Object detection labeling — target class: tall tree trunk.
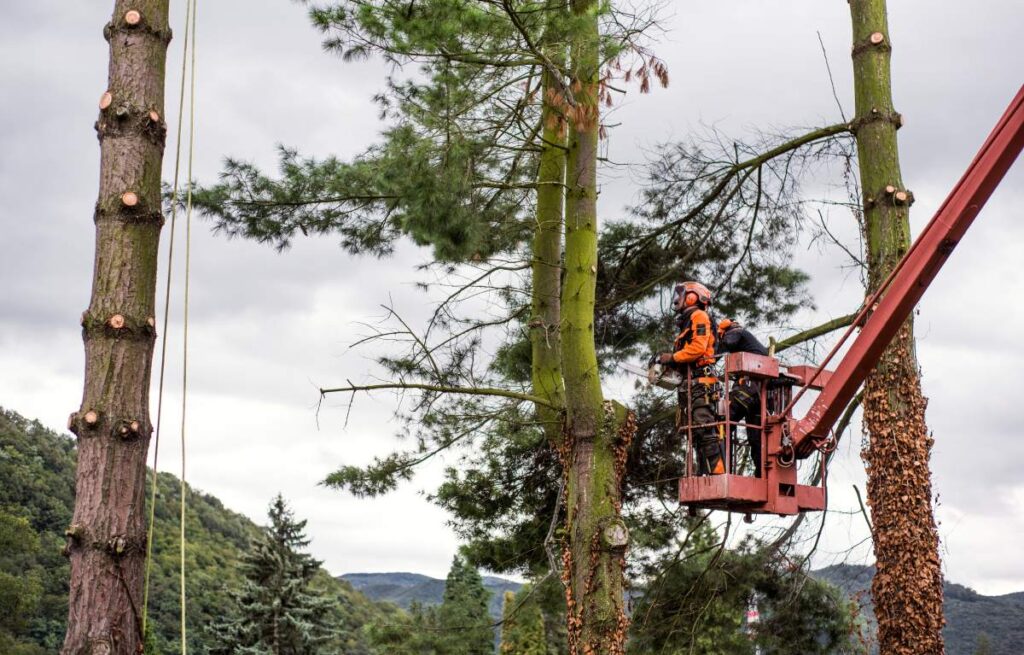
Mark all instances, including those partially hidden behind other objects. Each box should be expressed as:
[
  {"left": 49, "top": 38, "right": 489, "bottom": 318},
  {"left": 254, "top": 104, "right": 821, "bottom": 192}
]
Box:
[
  {"left": 560, "top": 2, "right": 631, "bottom": 652},
  {"left": 848, "top": 2, "right": 945, "bottom": 653},
  {"left": 64, "top": 2, "right": 170, "bottom": 654},
  {"left": 530, "top": 60, "right": 567, "bottom": 440}
]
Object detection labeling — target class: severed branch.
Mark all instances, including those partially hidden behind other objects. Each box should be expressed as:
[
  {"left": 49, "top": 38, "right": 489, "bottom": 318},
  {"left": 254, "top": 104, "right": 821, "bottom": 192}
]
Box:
[
  {"left": 770, "top": 312, "right": 858, "bottom": 355},
  {"left": 320, "top": 381, "right": 560, "bottom": 410}
]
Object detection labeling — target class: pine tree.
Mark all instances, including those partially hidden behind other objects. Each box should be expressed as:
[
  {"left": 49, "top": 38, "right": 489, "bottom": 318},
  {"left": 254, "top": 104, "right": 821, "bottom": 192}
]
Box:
[
  {"left": 847, "top": 2, "right": 945, "bottom": 653},
  {"left": 438, "top": 556, "right": 494, "bottom": 655},
  {"left": 193, "top": 3, "right": 846, "bottom": 653},
  {"left": 212, "top": 495, "right": 336, "bottom": 655},
  {"left": 64, "top": 2, "right": 171, "bottom": 651},
  {"left": 500, "top": 587, "right": 546, "bottom": 655}
]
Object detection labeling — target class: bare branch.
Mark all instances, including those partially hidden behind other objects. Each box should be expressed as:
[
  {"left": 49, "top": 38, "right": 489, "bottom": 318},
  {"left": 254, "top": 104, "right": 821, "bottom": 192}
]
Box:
[{"left": 320, "top": 381, "right": 560, "bottom": 410}]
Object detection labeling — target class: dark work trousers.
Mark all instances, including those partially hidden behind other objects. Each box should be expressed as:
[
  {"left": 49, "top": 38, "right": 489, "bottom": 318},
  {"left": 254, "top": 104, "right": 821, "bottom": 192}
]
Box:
[
  {"left": 678, "top": 381, "right": 722, "bottom": 475},
  {"left": 727, "top": 379, "right": 762, "bottom": 477}
]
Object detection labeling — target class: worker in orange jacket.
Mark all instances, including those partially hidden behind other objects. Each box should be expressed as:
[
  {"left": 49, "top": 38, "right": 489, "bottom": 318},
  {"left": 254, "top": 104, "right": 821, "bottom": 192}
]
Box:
[{"left": 658, "top": 281, "right": 724, "bottom": 475}]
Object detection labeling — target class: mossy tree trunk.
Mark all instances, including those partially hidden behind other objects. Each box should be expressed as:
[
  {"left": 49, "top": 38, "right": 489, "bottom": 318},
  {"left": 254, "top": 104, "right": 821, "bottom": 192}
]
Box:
[
  {"left": 559, "top": 2, "right": 632, "bottom": 652},
  {"left": 530, "top": 53, "right": 567, "bottom": 442},
  {"left": 848, "top": 2, "right": 945, "bottom": 653},
  {"left": 63, "top": 2, "right": 170, "bottom": 654}
]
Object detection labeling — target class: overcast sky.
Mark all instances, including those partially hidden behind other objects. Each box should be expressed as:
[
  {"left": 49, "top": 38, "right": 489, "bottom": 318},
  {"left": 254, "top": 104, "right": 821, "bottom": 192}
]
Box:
[{"left": 1, "top": 0, "right": 1022, "bottom": 595}]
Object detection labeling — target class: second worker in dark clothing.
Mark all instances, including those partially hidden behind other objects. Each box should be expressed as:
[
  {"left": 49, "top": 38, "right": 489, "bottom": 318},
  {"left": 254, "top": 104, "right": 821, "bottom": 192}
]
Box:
[{"left": 716, "top": 319, "right": 769, "bottom": 477}]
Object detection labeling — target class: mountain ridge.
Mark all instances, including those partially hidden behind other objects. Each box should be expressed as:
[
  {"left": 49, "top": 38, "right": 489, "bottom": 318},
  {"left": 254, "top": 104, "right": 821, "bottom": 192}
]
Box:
[
  {"left": 813, "top": 563, "right": 1024, "bottom": 655},
  {"left": 340, "top": 570, "right": 522, "bottom": 620}
]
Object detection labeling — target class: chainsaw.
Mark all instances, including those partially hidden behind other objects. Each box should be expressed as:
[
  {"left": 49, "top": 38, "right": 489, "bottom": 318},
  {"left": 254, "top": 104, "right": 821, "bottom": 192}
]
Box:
[{"left": 620, "top": 355, "right": 684, "bottom": 390}]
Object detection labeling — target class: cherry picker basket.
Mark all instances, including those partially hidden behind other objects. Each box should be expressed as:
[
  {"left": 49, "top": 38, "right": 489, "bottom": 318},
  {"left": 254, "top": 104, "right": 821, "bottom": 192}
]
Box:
[{"left": 676, "top": 352, "right": 827, "bottom": 516}]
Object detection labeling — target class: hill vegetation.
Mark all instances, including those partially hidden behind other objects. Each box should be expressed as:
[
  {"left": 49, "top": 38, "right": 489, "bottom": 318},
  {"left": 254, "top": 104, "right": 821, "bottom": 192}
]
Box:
[
  {"left": 815, "top": 564, "right": 1024, "bottom": 655},
  {"left": 0, "top": 407, "right": 396, "bottom": 654},
  {"left": 4, "top": 406, "right": 1023, "bottom": 654}
]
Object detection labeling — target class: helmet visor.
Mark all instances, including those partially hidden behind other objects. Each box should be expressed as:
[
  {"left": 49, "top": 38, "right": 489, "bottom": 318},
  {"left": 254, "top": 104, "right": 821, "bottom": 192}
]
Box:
[{"left": 671, "top": 286, "right": 685, "bottom": 310}]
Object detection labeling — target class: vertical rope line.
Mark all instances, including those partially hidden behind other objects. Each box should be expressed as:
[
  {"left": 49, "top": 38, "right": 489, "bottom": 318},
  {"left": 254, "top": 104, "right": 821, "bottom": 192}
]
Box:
[
  {"left": 142, "top": 0, "right": 193, "bottom": 639},
  {"left": 179, "top": 0, "right": 199, "bottom": 651}
]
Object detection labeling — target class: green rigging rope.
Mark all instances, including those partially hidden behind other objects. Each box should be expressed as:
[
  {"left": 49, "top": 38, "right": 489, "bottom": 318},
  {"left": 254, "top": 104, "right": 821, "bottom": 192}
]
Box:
[
  {"left": 141, "top": 0, "right": 195, "bottom": 643},
  {"left": 179, "top": 0, "right": 199, "bottom": 650}
]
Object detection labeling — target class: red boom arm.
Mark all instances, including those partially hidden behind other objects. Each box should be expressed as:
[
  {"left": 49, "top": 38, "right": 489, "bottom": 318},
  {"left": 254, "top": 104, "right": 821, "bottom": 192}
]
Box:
[{"left": 790, "top": 85, "right": 1024, "bottom": 452}]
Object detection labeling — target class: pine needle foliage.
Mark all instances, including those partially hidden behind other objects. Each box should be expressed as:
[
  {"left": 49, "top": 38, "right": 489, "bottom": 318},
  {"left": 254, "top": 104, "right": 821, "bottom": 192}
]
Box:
[{"left": 629, "top": 524, "right": 859, "bottom": 655}]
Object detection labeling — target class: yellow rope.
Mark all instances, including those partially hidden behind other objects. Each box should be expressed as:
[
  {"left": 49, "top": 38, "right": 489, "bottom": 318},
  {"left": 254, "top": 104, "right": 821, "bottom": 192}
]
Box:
[
  {"left": 142, "top": 0, "right": 194, "bottom": 642},
  {"left": 179, "top": 0, "right": 199, "bottom": 650}
]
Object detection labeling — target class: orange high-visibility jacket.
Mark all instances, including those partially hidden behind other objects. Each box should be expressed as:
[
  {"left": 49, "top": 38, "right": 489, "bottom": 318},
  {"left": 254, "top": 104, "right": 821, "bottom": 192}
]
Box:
[{"left": 672, "top": 307, "right": 716, "bottom": 368}]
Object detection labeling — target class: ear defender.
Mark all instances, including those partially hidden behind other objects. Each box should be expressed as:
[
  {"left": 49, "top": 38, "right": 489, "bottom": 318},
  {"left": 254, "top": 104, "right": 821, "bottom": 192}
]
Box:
[{"left": 685, "top": 291, "right": 698, "bottom": 307}]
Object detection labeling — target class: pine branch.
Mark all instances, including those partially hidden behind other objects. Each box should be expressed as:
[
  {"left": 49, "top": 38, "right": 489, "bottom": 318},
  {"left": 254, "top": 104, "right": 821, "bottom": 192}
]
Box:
[{"left": 319, "top": 382, "right": 560, "bottom": 409}]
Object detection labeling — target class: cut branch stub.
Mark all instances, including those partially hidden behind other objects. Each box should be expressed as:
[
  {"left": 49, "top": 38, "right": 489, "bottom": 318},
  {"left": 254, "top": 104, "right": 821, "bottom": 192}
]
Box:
[
  {"left": 124, "top": 10, "right": 142, "bottom": 26},
  {"left": 107, "top": 314, "right": 126, "bottom": 329},
  {"left": 147, "top": 110, "right": 161, "bottom": 123},
  {"left": 99, "top": 91, "right": 113, "bottom": 110},
  {"left": 107, "top": 535, "right": 128, "bottom": 556},
  {"left": 146, "top": 316, "right": 156, "bottom": 329},
  {"left": 90, "top": 640, "right": 112, "bottom": 655},
  {"left": 120, "top": 191, "right": 138, "bottom": 207},
  {"left": 600, "top": 519, "right": 630, "bottom": 551},
  {"left": 83, "top": 410, "right": 99, "bottom": 427},
  {"left": 116, "top": 420, "right": 141, "bottom": 439},
  {"left": 67, "top": 413, "right": 76, "bottom": 430},
  {"left": 894, "top": 190, "right": 913, "bottom": 205},
  {"left": 884, "top": 185, "right": 897, "bottom": 195},
  {"left": 869, "top": 32, "right": 885, "bottom": 45}
]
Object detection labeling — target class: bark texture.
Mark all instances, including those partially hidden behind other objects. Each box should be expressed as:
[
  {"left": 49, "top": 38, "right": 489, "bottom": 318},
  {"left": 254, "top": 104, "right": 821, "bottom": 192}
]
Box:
[
  {"left": 558, "top": 2, "right": 632, "bottom": 652},
  {"left": 64, "top": 2, "right": 170, "bottom": 654},
  {"left": 849, "top": 2, "right": 945, "bottom": 653},
  {"left": 530, "top": 62, "right": 567, "bottom": 441}
]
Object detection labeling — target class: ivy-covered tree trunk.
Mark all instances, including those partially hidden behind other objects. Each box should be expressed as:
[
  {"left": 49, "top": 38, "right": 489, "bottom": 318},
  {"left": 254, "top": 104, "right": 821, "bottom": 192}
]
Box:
[
  {"left": 848, "top": 2, "right": 945, "bottom": 653},
  {"left": 559, "top": 2, "right": 632, "bottom": 652},
  {"left": 63, "top": 2, "right": 170, "bottom": 653}
]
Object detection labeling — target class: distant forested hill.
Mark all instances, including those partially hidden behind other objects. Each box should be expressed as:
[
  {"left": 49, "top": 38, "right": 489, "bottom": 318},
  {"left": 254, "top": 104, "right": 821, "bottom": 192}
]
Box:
[
  {"left": 346, "top": 563, "right": 1024, "bottom": 653},
  {"left": 814, "top": 563, "right": 1024, "bottom": 655},
  {"left": 341, "top": 571, "right": 522, "bottom": 620},
  {"left": 0, "top": 407, "right": 396, "bottom": 654}
]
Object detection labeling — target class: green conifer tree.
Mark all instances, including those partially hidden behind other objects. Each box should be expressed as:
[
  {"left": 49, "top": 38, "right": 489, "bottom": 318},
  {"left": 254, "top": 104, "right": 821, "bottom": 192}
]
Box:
[
  {"left": 973, "top": 633, "right": 992, "bottom": 655},
  {"left": 211, "top": 495, "right": 336, "bottom": 655},
  {"left": 438, "top": 556, "right": 494, "bottom": 655},
  {"left": 500, "top": 586, "right": 546, "bottom": 655}
]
